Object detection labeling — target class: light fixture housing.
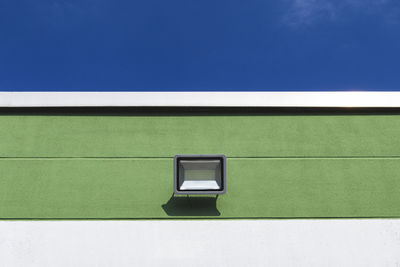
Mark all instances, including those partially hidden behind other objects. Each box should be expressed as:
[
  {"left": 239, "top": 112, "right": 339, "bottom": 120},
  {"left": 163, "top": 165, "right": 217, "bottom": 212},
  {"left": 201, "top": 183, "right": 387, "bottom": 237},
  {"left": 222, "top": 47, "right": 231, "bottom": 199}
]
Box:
[{"left": 174, "top": 154, "right": 226, "bottom": 195}]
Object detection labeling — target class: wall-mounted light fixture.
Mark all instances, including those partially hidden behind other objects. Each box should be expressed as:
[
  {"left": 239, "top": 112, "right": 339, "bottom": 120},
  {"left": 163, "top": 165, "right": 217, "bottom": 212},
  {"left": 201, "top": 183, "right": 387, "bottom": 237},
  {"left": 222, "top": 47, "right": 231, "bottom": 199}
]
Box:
[{"left": 174, "top": 155, "right": 226, "bottom": 195}]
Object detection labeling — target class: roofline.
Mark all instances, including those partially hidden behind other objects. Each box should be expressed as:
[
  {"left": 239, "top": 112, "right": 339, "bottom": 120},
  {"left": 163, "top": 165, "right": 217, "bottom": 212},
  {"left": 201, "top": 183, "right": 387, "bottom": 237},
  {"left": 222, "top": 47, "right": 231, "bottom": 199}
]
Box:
[{"left": 1, "top": 92, "right": 400, "bottom": 107}]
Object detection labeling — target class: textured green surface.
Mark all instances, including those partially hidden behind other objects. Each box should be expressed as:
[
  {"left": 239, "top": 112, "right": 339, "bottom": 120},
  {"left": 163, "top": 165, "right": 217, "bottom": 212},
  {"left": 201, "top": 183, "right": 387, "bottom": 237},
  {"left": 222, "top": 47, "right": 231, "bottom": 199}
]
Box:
[
  {"left": 1, "top": 158, "right": 400, "bottom": 218},
  {"left": 1, "top": 115, "right": 400, "bottom": 157},
  {"left": 1, "top": 113, "right": 400, "bottom": 219}
]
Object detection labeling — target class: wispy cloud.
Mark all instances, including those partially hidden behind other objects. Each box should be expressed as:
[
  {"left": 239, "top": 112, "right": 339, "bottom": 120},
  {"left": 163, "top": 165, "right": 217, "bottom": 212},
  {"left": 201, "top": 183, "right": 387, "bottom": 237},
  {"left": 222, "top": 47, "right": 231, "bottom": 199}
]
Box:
[
  {"left": 283, "top": 0, "right": 336, "bottom": 26},
  {"left": 283, "top": 0, "right": 398, "bottom": 27}
]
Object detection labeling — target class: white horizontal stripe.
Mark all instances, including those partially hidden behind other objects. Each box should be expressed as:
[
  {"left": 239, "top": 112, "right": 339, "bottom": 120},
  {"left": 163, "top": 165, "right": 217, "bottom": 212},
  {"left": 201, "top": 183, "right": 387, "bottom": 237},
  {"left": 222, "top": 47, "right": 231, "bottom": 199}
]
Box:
[
  {"left": 180, "top": 180, "right": 220, "bottom": 190},
  {"left": 1, "top": 219, "right": 399, "bottom": 267},
  {"left": 1, "top": 92, "right": 400, "bottom": 107}
]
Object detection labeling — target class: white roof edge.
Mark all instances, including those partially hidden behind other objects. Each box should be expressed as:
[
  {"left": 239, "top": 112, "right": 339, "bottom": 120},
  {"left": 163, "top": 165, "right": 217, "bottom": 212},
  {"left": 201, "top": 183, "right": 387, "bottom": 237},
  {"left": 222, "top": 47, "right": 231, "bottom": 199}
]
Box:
[{"left": 1, "top": 92, "right": 400, "bottom": 107}]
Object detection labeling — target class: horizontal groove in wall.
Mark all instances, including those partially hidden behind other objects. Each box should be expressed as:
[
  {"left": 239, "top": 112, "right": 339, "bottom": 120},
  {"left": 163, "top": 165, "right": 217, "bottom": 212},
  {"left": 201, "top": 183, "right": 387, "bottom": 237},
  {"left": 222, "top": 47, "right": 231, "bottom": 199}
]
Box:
[{"left": 2, "top": 156, "right": 400, "bottom": 160}]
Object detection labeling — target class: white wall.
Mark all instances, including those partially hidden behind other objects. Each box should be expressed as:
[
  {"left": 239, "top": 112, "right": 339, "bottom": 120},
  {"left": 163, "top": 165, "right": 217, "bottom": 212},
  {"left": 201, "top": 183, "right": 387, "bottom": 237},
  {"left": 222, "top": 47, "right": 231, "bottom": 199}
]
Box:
[{"left": 1, "top": 220, "right": 400, "bottom": 267}]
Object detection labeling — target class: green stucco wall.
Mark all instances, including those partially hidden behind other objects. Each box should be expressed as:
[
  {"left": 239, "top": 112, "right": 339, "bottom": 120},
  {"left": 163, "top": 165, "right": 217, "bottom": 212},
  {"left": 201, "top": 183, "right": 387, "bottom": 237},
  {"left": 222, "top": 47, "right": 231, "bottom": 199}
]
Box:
[{"left": 1, "top": 109, "right": 400, "bottom": 219}]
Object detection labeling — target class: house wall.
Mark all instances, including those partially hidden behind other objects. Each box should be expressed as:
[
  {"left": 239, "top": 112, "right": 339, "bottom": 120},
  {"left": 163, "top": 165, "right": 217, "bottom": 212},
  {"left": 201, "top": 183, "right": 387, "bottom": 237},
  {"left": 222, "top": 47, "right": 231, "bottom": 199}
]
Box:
[{"left": 1, "top": 109, "right": 400, "bottom": 219}]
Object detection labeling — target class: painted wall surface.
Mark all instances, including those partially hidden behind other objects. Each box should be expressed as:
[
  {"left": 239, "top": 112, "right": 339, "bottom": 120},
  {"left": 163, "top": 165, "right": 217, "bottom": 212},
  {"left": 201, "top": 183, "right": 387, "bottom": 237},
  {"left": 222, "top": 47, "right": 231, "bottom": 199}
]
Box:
[
  {"left": 2, "top": 220, "right": 400, "bottom": 267},
  {"left": 1, "top": 111, "right": 400, "bottom": 219}
]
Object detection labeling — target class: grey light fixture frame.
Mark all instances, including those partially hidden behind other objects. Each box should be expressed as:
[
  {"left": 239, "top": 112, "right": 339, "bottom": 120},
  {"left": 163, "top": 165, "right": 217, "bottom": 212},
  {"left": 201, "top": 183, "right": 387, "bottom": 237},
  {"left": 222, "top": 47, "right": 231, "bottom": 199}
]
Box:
[{"left": 174, "top": 154, "right": 226, "bottom": 195}]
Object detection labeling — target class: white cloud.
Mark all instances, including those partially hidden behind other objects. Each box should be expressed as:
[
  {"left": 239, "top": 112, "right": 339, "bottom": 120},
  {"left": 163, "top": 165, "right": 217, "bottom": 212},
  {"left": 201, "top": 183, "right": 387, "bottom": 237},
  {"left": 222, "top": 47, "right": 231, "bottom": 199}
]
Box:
[
  {"left": 283, "top": 0, "right": 336, "bottom": 26},
  {"left": 283, "top": 0, "right": 397, "bottom": 27}
]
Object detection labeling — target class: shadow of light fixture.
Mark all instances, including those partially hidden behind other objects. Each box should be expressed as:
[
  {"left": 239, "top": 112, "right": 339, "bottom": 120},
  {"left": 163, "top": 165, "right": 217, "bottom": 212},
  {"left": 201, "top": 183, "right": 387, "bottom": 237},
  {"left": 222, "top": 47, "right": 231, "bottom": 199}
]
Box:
[{"left": 162, "top": 195, "right": 221, "bottom": 216}]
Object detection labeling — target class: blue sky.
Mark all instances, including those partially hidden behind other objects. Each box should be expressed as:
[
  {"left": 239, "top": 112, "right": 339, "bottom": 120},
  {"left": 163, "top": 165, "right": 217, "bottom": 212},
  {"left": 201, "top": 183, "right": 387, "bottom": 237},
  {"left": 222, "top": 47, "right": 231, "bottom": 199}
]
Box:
[{"left": 0, "top": 0, "right": 399, "bottom": 91}]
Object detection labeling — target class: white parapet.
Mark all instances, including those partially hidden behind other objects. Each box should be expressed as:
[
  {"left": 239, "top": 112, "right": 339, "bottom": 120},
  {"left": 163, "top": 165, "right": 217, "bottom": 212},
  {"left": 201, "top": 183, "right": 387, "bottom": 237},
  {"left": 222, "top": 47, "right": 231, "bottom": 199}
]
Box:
[{"left": 1, "top": 91, "right": 400, "bottom": 107}]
